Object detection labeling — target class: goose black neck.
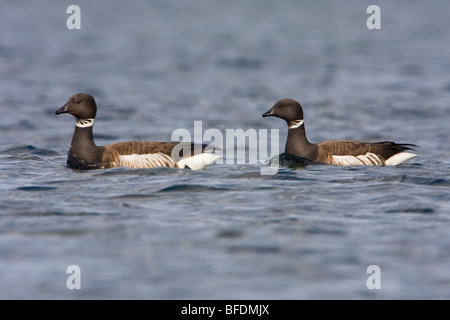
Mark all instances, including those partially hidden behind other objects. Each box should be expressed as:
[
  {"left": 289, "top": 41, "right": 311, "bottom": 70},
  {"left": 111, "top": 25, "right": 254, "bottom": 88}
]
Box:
[
  {"left": 70, "top": 125, "right": 96, "bottom": 150},
  {"left": 285, "top": 124, "right": 317, "bottom": 160},
  {"left": 66, "top": 124, "right": 105, "bottom": 169}
]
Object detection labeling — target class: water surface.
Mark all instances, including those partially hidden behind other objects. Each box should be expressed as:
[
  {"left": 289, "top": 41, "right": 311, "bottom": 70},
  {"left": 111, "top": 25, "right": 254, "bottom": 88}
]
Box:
[{"left": 0, "top": 0, "right": 449, "bottom": 299}]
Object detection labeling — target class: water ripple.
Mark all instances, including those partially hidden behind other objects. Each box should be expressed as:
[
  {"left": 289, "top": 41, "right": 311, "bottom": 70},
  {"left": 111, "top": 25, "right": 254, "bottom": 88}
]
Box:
[
  {"left": 16, "top": 186, "right": 58, "bottom": 191},
  {"left": 157, "top": 184, "right": 231, "bottom": 193},
  {"left": 0, "top": 145, "right": 59, "bottom": 157}
]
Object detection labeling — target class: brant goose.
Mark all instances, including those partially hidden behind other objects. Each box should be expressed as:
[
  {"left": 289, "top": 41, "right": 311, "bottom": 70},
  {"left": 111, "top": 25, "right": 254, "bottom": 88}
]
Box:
[
  {"left": 55, "top": 93, "right": 220, "bottom": 170},
  {"left": 262, "top": 99, "right": 418, "bottom": 166}
]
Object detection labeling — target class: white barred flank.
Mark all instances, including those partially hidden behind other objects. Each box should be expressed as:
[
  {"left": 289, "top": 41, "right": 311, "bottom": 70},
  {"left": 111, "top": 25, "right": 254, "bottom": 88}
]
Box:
[
  {"left": 75, "top": 118, "right": 95, "bottom": 128},
  {"left": 331, "top": 152, "right": 417, "bottom": 166},
  {"left": 118, "top": 152, "right": 176, "bottom": 169},
  {"left": 117, "top": 152, "right": 221, "bottom": 170},
  {"left": 288, "top": 119, "right": 304, "bottom": 129},
  {"left": 332, "top": 152, "right": 384, "bottom": 166}
]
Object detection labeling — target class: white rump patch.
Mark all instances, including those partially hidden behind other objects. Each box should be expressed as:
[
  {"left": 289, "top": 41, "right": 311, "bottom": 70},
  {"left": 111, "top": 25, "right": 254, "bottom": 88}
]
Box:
[
  {"left": 176, "top": 153, "right": 222, "bottom": 170},
  {"left": 385, "top": 152, "right": 417, "bottom": 166},
  {"left": 118, "top": 152, "right": 176, "bottom": 169},
  {"left": 332, "top": 152, "right": 384, "bottom": 166},
  {"left": 76, "top": 118, "right": 95, "bottom": 128},
  {"left": 288, "top": 119, "right": 304, "bottom": 129}
]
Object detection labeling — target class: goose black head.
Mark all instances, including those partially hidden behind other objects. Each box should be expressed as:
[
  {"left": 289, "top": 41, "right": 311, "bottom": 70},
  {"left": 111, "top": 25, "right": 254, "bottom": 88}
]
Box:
[
  {"left": 56, "top": 93, "right": 97, "bottom": 120},
  {"left": 262, "top": 99, "right": 304, "bottom": 128}
]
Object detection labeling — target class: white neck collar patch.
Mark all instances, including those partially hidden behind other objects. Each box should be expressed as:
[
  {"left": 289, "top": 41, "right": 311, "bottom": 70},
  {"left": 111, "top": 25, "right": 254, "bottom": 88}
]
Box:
[
  {"left": 76, "top": 118, "right": 95, "bottom": 128},
  {"left": 288, "top": 119, "right": 304, "bottom": 129}
]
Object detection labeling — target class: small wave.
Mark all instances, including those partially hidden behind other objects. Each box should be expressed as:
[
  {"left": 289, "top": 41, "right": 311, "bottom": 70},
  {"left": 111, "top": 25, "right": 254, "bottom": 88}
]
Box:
[
  {"left": 216, "top": 228, "right": 245, "bottom": 239},
  {"left": 0, "top": 144, "right": 60, "bottom": 157},
  {"left": 157, "top": 184, "right": 231, "bottom": 192},
  {"left": 400, "top": 176, "right": 450, "bottom": 187},
  {"left": 112, "top": 193, "right": 158, "bottom": 200},
  {"left": 328, "top": 173, "right": 449, "bottom": 187},
  {"left": 217, "top": 57, "right": 265, "bottom": 69},
  {"left": 328, "top": 174, "right": 408, "bottom": 184},
  {"left": 270, "top": 170, "right": 315, "bottom": 181},
  {"left": 385, "top": 207, "right": 436, "bottom": 214},
  {"left": 93, "top": 166, "right": 191, "bottom": 177},
  {"left": 17, "top": 186, "right": 58, "bottom": 191},
  {"left": 11, "top": 210, "right": 100, "bottom": 217},
  {"left": 226, "top": 244, "right": 281, "bottom": 254},
  {"left": 0, "top": 145, "right": 37, "bottom": 154}
]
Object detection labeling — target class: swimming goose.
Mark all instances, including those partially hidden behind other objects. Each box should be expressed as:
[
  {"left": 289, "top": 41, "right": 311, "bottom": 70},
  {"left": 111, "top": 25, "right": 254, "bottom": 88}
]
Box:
[
  {"left": 262, "top": 98, "right": 418, "bottom": 166},
  {"left": 55, "top": 93, "right": 220, "bottom": 170}
]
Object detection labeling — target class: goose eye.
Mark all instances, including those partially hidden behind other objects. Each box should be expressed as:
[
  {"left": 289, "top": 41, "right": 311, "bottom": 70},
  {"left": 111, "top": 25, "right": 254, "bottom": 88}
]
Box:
[
  {"left": 281, "top": 104, "right": 286, "bottom": 108},
  {"left": 75, "top": 99, "right": 81, "bottom": 104}
]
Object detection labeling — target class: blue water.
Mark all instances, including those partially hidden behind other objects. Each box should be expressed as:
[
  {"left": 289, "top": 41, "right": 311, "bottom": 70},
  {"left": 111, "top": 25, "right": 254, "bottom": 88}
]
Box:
[{"left": 0, "top": 0, "right": 449, "bottom": 299}]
